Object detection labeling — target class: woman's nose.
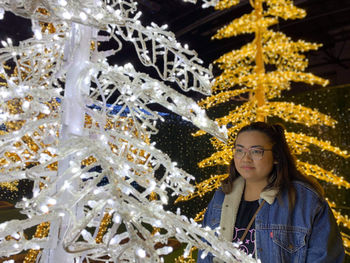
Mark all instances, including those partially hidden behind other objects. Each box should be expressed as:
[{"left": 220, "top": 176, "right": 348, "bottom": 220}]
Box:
[{"left": 241, "top": 150, "right": 253, "bottom": 161}]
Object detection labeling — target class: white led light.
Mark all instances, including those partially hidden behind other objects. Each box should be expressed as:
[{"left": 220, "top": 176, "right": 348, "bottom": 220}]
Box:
[
  {"left": 33, "top": 189, "right": 40, "bottom": 198},
  {"left": 47, "top": 198, "right": 57, "bottom": 205},
  {"left": 22, "top": 101, "right": 30, "bottom": 110},
  {"left": 0, "top": 8, "right": 4, "bottom": 20},
  {"left": 62, "top": 181, "right": 70, "bottom": 190},
  {"left": 0, "top": 222, "right": 7, "bottom": 231},
  {"left": 136, "top": 248, "right": 146, "bottom": 258},
  {"left": 153, "top": 220, "right": 161, "bottom": 227},
  {"left": 79, "top": 12, "right": 87, "bottom": 21},
  {"left": 58, "top": 0, "right": 67, "bottom": 6},
  {"left": 40, "top": 205, "right": 49, "bottom": 213},
  {"left": 11, "top": 233, "right": 20, "bottom": 239},
  {"left": 34, "top": 29, "right": 42, "bottom": 40},
  {"left": 160, "top": 195, "right": 168, "bottom": 204},
  {"left": 32, "top": 244, "right": 40, "bottom": 250},
  {"left": 71, "top": 166, "right": 80, "bottom": 173},
  {"left": 62, "top": 11, "right": 72, "bottom": 19},
  {"left": 93, "top": 188, "right": 101, "bottom": 195},
  {"left": 96, "top": 13, "right": 104, "bottom": 20},
  {"left": 42, "top": 106, "right": 51, "bottom": 114},
  {"left": 113, "top": 214, "right": 121, "bottom": 224}
]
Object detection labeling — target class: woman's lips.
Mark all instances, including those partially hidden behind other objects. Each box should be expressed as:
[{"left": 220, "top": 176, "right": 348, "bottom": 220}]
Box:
[{"left": 241, "top": 166, "right": 255, "bottom": 169}]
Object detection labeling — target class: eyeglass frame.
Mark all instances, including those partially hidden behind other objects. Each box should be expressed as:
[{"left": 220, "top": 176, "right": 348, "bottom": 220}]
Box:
[{"left": 233, "top": 146, "right": 273, "bottom": 161}]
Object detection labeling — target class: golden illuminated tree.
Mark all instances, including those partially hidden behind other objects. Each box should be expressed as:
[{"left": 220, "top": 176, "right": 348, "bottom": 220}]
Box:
[{"left": 176, "top": 0, "right": 350, "bottom": 259}]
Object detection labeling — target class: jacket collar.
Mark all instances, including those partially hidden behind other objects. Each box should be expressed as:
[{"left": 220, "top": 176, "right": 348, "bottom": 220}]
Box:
[
  {"left": 260, "top": 185, "right": 279, "bottom": 205},
  {"left": 236, "top": 176, "right": 279, "bottom": 204}
]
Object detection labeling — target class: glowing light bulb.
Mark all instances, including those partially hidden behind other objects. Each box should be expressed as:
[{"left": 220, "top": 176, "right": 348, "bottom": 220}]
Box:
[
  {"left": 34, "top": 29, "right": 42, "bottom": 40},
  {"left": 96, "top": 13, "right": 104, "bottom": 20},
  {"left": 22, "top": 101, "right": 30, "bottom": 110},
  {"left": 79, "top": 12, "right": 87, "bottom": 21},
  {"left": 47, "top": 198, "right": 57, "bottom": 205},
  {"left": 136, "top": 248, "right": 146, "bottom": 258},
  {"left": 62, "top": 11, "right": 72, "bottom": 20},
  {"left": 1, "top": 40, "right": 8, "bottom": 47},
  {"left": 40, "top": 205, "right": 49, "bottom": 213},
  {"left": 58, "top": 0, "right": 67, "bottom": 6},
  {"left": 11, "top": 233, "right": 20, "bottom": 239},
  {"left": 113, "top": 214, "right": 121, "bottom": 224}
]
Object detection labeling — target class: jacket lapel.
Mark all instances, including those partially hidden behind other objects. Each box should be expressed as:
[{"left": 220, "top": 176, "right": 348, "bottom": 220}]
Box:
[{"left": 219, "top": 177, "right": 245, "bottom": 242}]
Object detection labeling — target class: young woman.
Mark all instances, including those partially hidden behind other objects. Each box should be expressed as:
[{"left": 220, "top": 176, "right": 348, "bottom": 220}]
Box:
[{"left": 197, "top": 122, "right": 344, "bottom": 262}]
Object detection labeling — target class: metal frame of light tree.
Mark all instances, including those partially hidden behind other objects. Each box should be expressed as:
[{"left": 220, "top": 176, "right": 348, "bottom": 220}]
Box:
[
  {"left": 0, "top": 1, "right": 264, "bottom": 263},
  {"left": 175, "top": 0, "right": 350, "bottom": 260}
]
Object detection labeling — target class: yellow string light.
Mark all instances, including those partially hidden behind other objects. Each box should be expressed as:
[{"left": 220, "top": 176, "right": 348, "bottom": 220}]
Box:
[
  {"left": 297, "top": 161, "right": 350, "bottom": 189},
  {"left": 175, "top": 246, "right": 197, "bottom": 263},
  {"left": 194, "top": 209, "right": 206, "bottom": 223},
  {"left": 341, "top": 233, "right": 350, "bottom": 255},
  {"left": 286, "top": 132, "right": 349, "bottom": 158},
  {"left": 198, "top": 88, "right": 251, "bottom": 109},
  {"left": 213, "top": 13, "right": 278, "bottom": 39},
  {"left": 214, "top": 0, "right": 240, "bottom": 10},
  {"left": 95, "top": 213, "right": 112, "bottom": 244},
  {"left": 258, "top": 102, "right": 337, "bottom": 127},
  {"left": 266, "top": 0, "right": 306, "bottom": 20},
  {"left": 175, "top": 174, "right": 229, "bottom": 203},
  {"left": 328, "top": 201, "right": 350, "bottom": 254}
]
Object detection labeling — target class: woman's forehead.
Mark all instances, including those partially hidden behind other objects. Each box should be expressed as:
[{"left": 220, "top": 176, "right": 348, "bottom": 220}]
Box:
[{"left": 235, "top": 131, "right": 272, "bottom": 147}]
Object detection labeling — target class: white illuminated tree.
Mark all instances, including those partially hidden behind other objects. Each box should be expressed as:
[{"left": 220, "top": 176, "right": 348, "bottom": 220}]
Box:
[{"left": 0, "top": 0, "right": 259, "bottom": 262}]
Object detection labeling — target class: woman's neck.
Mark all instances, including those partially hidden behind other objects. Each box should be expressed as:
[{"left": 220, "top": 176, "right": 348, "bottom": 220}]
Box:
[{"left": 244, "top": 180, "right": 268, "bottom": 201}]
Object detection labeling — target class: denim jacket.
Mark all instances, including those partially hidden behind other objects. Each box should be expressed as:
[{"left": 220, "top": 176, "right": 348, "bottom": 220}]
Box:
[{"left": 197, "top": 177, "right": 345, "bottom": 263}]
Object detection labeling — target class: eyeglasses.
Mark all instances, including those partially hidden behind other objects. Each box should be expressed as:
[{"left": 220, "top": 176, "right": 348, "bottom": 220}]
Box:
[{"left": 234, "top": 147, "right": 272, "bottom": 160}]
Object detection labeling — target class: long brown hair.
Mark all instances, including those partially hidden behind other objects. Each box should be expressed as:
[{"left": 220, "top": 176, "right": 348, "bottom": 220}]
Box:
[{"left": 222, "top": 122, "right": 324, "bottom": 209}]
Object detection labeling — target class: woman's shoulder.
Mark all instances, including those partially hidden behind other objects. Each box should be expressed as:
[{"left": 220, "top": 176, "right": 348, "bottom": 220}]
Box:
[
  {"left": 291, "top": 180, "right": 325, "bottom": 204},
  {"left": 213, "top": 187, "right": 225, "bottom": 199},
  {"left": 206, "top": 188, "right": 225, "bottom": 207}
]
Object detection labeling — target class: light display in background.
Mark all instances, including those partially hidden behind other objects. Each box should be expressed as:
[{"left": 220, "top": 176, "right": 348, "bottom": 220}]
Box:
[
  {"left": 173, "top": 0, "right": 350, "bottom": 260},
  {"left": 0, "top": 0, "right": 267, "bottom": 262}
]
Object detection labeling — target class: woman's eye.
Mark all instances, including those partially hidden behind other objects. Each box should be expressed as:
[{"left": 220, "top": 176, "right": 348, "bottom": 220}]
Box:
[
  {"left": 251, "top": 149, "right": 263, "bottom": 155},
  {"left": 235, "top": 148, "right": 244, "bottom": 153}
]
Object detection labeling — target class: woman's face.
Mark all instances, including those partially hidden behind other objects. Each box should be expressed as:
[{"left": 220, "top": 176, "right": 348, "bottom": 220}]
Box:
[{"left": 234, "top": 131, "right": 275, "bottom": 185}]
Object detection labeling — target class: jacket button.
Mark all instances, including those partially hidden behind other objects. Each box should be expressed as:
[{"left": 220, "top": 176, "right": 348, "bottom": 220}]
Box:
[
  {"left": 288, "top": 244, "right": 293, "bottom": 249},
  {"left": 222, "top": 227, "right": 226, "bottom": 230},
  {"left": 225, "top": 204, "right": 229, "bottom": 207}
]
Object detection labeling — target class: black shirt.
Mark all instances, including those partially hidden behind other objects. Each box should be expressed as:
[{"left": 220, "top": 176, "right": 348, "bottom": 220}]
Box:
[{"left": 232, "top": 198, "right": 259, "bottom": 257}]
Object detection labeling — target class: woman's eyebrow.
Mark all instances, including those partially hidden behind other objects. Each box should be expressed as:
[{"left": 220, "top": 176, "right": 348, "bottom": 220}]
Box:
[{"left": 235, "top": 144, "right": 264, "bottom": 148}]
